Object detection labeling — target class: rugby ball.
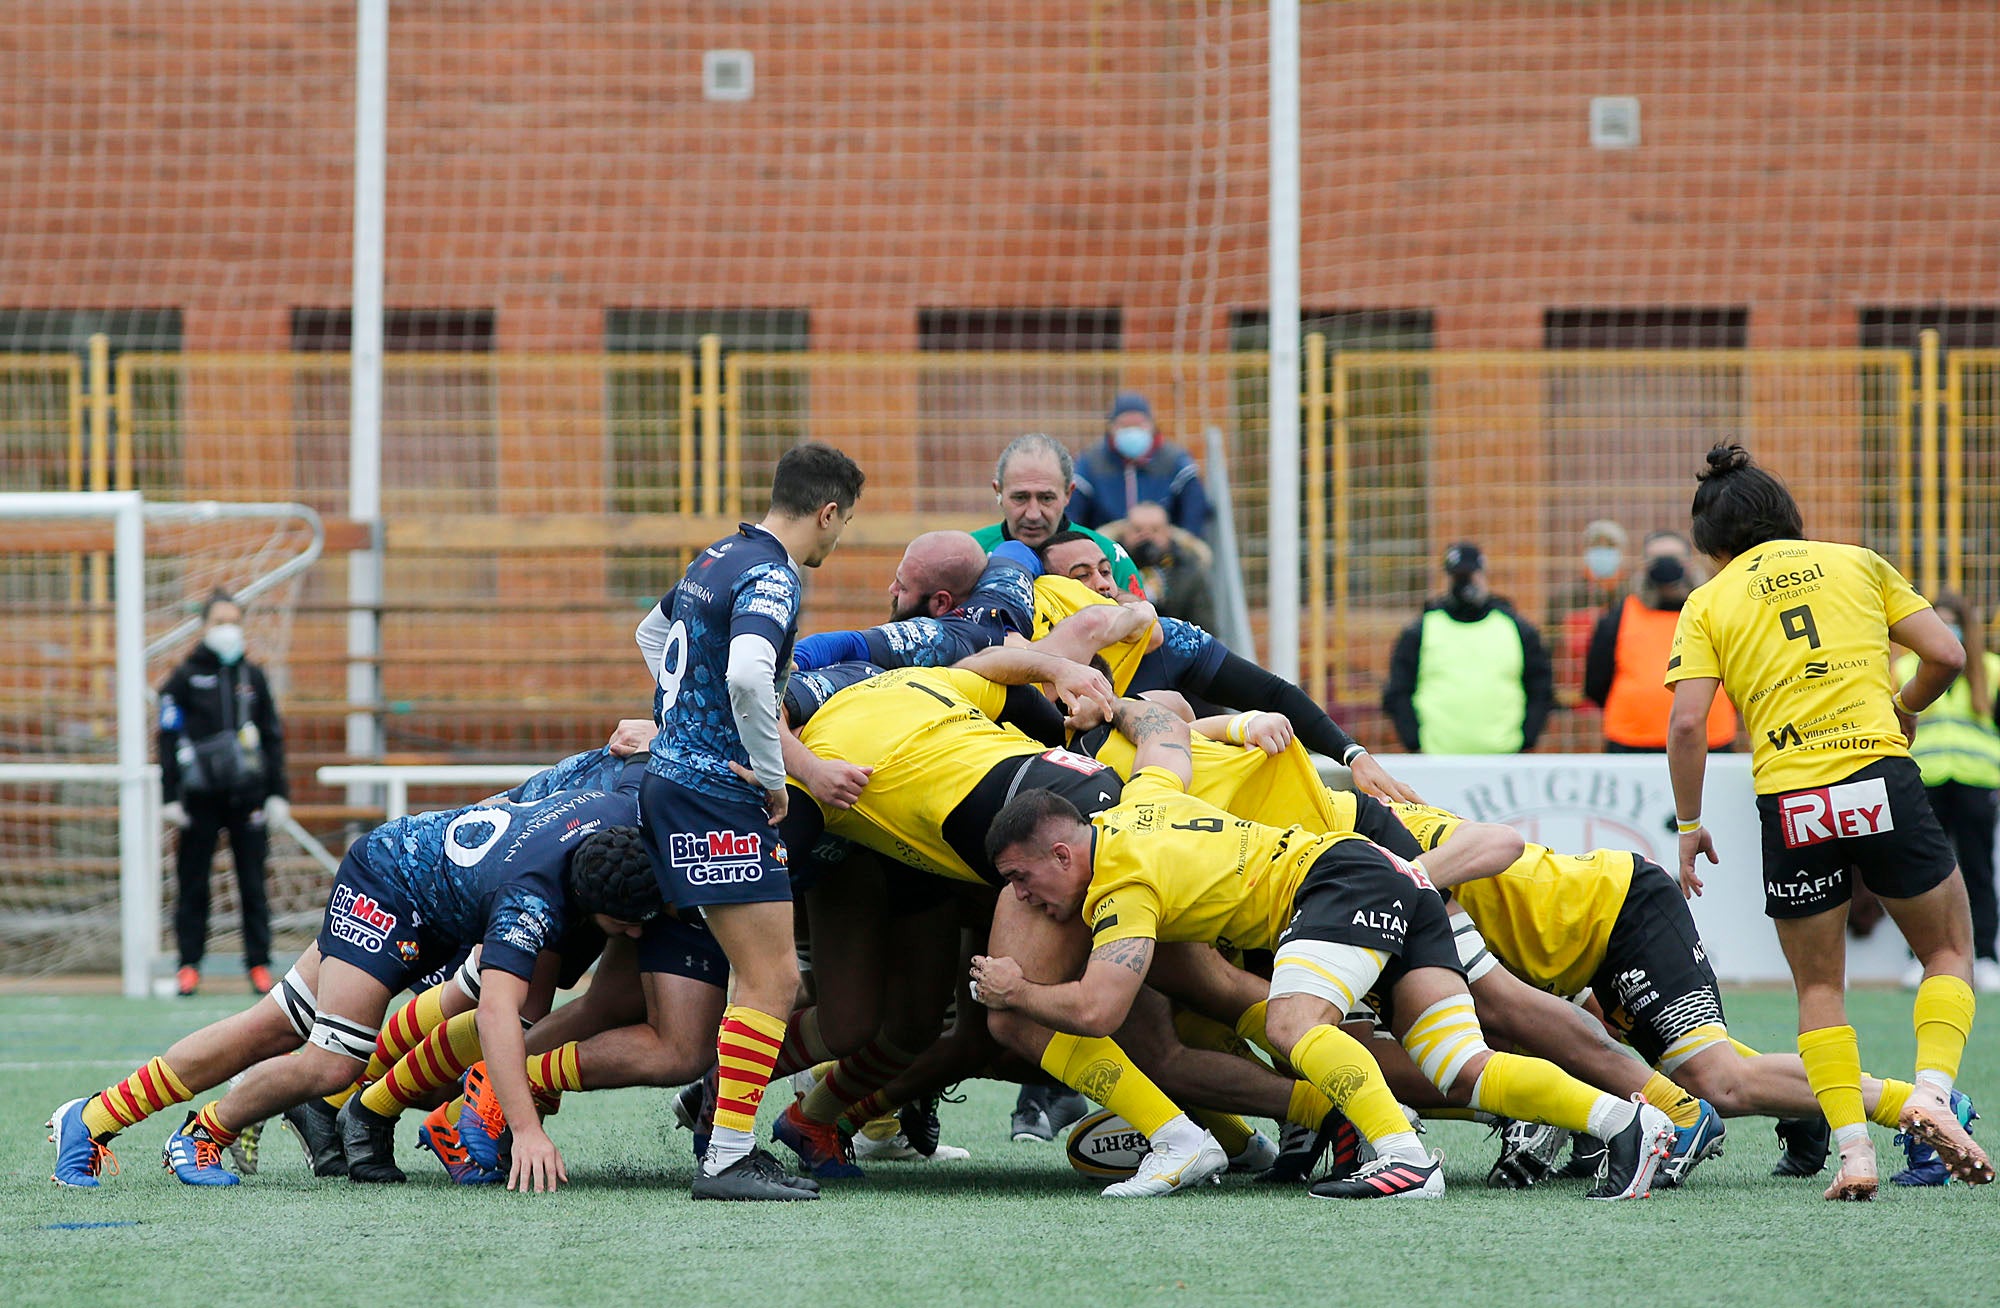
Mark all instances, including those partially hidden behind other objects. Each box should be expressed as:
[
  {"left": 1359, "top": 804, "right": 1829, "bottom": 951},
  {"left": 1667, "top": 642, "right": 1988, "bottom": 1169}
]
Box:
[{"left": 1065, "top": 1109, "right": 1149, "bottom": 1180}]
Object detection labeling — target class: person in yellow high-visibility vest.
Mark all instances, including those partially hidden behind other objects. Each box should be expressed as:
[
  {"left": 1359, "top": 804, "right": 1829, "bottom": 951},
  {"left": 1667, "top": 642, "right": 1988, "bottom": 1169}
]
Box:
[{"left": 1894, "top": 592, "right": 2000, "bottom": 996}]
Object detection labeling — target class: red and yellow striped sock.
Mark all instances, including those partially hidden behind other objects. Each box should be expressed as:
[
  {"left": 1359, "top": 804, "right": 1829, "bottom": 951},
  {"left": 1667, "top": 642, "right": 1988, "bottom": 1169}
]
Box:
[
  {"left": 325, "top": 980, "right": 453, "bottom": 1109},
  {"left": 772, "top": 1007, "right": 833, "bottom": 1079},
  {"left": 801, "top": 1036, "right": 918, "bottom": 1126},
  {"left": 528, "top": 1043, "right": 585, "bottom": 1096},
  {"left": 835, "top": 1090, "right": 898, "bottom": 1135},
  {"left": 82, "top": 1056, "right": 192, "bottom": 1139},
  {"left": 360, "top": 1010, "right": 483, "bottom": 1118},
  {"left": 714, "top": 1006, "right": 787, "bottom": 1134},
  {"left": 192, "top": 1101, "right": 240, "bottom": 1148}
]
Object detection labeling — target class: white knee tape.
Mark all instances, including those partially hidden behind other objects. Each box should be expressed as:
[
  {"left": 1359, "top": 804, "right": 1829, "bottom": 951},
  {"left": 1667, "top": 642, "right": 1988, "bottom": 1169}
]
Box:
[
  {"left": 276, "top": 966, "right": 317, "bottom": 1040},
  {"left": 454, "top": 952, "right": 483, "bottom": 1004},
  {"left": 1447, "top": 908, "right": 1499, "bottom": 984},
  {"left": 1401, "top": 993, "right": 1490, "bottom": 1094},
  {"left": 307, "top": 1013, "right": 378, "bottom": 1062},
  {"left": 1270, "top": 941, "right": 1390, "bottom": 1019}
]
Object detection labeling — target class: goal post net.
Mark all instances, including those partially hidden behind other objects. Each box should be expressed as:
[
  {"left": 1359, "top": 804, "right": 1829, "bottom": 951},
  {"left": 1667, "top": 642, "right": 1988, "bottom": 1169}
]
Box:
[{"left": 0, "top": 494, "right": 322, "bottom": 992}]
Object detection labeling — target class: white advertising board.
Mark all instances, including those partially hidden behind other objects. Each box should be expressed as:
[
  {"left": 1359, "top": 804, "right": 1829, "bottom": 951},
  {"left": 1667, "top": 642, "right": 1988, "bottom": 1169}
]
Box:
[{"left": 1337, "top": 753, "right": 1920, "bottom": 984}]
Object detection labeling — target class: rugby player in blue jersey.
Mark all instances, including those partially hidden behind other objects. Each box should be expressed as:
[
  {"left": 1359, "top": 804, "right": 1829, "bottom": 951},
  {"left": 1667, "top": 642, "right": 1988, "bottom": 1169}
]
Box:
[
  {"left": 48, "top": 786, "right": 664, "bottom": 1191},
  {"left": 635, "top": 441, "right": 865, "bottom": 1201}
]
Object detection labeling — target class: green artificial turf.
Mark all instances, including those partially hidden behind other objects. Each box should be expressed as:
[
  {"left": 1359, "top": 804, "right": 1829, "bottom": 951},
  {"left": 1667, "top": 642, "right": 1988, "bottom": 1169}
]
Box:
[{"left": 4, "top": 987, "right": 1997, "bottom": 1308}]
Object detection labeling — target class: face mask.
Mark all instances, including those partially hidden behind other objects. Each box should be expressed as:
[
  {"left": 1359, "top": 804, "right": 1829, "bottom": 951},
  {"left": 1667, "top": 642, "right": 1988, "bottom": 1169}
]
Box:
[
  {"left": 1111, "top": 426, "right": 1154, "bottom": 461},
  {"left": 1449, "top": 577, "right": 1481, "bottom": 606},
  {"left": 204, "top": 623, "right": 246, "bottom": 665},
  {"left": 1128, "top": 539, "right": 1165, "bottom": 569},
  {"left": 1584, "top": 546, "right": 1621, "bottom": 580}
]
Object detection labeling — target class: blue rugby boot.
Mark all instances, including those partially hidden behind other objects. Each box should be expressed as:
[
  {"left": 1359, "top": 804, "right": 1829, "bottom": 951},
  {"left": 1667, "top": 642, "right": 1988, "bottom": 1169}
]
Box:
[
  {"left": 163, "top": 1112, "right": 241, "bottom": 1186},
  {"left": 1657, "top": 1099, "right": 1726, "bottom": 1188},
  {"left": 48, "top": 1097, "right": 117, "bottom": 1188}
]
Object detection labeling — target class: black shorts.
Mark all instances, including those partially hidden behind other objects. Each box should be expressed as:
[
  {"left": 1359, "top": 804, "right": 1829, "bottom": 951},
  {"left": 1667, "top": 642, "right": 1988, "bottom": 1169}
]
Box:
[
  {"left": 317, "top": 845, "right": 458, "bottom": 993},
  {"left": 1348, "top": 791, "right": 1425, "bottom": 862},
  {"left": 1756, "top": 756, "right": 1957, "bottom": 918},
  {"left": 942, "top": 749, "right": 1125, "bottom": 886},
  {"left": 1283, "top": 840, "right": 1462, "bottom": 1020},
  {"left": 1589, "top": 859, "right": 1726, "bottom": 1067},
  {"left": 639, "top": 772, "right": 792, "bottom": 910},
  {"left": 634, "top": 910, "right": 729, "bottom": 987},
  {"left": 777, "top": 783, "right": 853, "bottom": 896}
]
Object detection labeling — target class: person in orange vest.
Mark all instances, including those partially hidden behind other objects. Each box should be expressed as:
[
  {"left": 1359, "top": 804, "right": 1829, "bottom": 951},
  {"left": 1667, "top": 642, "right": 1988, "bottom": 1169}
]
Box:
[{"left": 1584, "top": 536, "right": 1737, "bottom": 753}]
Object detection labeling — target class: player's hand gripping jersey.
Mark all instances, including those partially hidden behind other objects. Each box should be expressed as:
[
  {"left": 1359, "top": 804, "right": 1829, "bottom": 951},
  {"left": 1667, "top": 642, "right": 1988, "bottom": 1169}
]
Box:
[
  {"left": 1029, "top": 575, "right": 1226, "bottom": 697},
  {"left": 1666, "top": 539, "right": 1929, "bottom": 793},
  {"left": 642, "top": 523, "right": 800, "bottom": 803}
]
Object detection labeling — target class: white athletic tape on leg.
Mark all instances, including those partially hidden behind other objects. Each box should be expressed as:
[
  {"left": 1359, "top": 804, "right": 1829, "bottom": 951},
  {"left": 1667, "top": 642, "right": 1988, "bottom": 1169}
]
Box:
[
  {"left": 1270, "top": 941, "right": 1389, "bottom": 1018},
  {"left": 1447, "top": 908, "right": 1499, "bottom": 984},
  {"left": 307, "top": 1013, "right": 378, "bottom": 1062},
  {"left": 1402, "top": 993, "right": 1488, "bottom": 1094},
  {"left": 276, "top": 966, "right": 317, "bottom": 1040}
]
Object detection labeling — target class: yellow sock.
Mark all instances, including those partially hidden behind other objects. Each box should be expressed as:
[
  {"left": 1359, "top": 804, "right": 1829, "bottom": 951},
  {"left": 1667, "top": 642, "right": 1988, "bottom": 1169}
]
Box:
[
  {"left": 1286, "top": 1079, "right": 1335, "bottom": 1131},
  {"left": 1869, "top": 1077, "right": 1915, "bottom": 1128},
  {"left": 1797, "top": 1025, "right": 1866, "bottom": 1131},
  {"left": 1038, "top": 1033, "right": 1178, "bottom": 1137},
  {"left": 323, "top": 1083, "right": 360, "bottom": 1109},
  {"left": 1642, "top": 1070, "right": 1702, "bottom": 1128},
  {"left": 1914, "top": 975, "right": 1975, "bottom": 1083},
  {"left": 1175, "top": 1008, "right": 1257, "bottom": 1061},
  {"left": 714, "top": 1006, "right": 787, "bottom": 1134},
  {"left": 1234, "top": 1000, "right": 1286, "bottom": 1066},
  {"left": 1191, "top": 1109, "right": 1253, "bottom": 1157},
  {"left": 1469, "top": 1051, "right": 1600, "bottom": 1134},
  {"left": 361, "top": 1010, "right": 484, "bottom": 1117},
  {"left": 1289, "top": 1023, "right": 1410, "bottom": 1144},
  {"left": 84, "top": 1056, "right": 192, "bottom": 1138},
  {"left": 527, "top": 1042, "right": 585, "bottom": 1095}
]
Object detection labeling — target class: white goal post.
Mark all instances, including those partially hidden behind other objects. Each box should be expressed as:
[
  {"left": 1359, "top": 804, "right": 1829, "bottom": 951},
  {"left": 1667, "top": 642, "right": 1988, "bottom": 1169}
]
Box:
[{"left": 0, "top": 492, "right": 324, "bottom": 996}]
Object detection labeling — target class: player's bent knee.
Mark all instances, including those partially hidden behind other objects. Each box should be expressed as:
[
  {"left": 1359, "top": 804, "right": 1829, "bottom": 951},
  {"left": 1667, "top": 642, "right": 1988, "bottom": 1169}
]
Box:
[{"left": 307, "top": 1012, "right": 377, "bottom": 1065}]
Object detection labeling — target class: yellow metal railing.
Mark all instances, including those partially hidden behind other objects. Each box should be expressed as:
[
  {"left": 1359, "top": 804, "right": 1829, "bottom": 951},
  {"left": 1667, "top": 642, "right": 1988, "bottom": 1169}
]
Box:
[
  {"left": 1305, "top": 348, "right": 1926, "bottom": 696},
  {"left": 18, "top": 336, "right": 1995, "bottom": 705}
]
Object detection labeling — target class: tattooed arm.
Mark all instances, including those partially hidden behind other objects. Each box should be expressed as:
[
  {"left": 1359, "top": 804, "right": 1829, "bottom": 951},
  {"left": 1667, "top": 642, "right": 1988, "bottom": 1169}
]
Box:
[
  {"left": 969, "top": 935, "right": 1155, "bottom": 1038},
  {"left": 1111, "top": 696, "right": 1194, "bottom": 788}
]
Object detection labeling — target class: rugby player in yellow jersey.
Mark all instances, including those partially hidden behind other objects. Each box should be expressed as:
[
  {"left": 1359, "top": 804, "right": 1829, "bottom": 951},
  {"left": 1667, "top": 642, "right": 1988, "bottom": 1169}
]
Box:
[
  {"left": 1388, "top": 798, "right": 1927, "bottom": 1187},
  {"left": 774, "top": 649, "right": 1256, "bottom": 1195},
  {"left": 1666, "top": 443, "right": 1991, "bottom": 1199},
  {"left": 970, "top": 699, "right": 1678, "bottom": 1200}
]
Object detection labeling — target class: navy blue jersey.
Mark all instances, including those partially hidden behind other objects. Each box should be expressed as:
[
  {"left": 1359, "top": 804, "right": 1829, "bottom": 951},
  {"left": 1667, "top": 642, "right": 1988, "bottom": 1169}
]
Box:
[
  {"left": 357, "top": 787, "right": 638, "bottom": 982},
  {"left": 782, "top": 660, "right": 886, "bottom": 727},
  {"left": 645, "top": 524, "right": 801, "bottom": 802},
  {"left": 796, "top": 554, "right": 1037, "bottom": 672},
  {"left": 495, "top": 749, "right": 644, "bottom": 805},
  {"left": 1127, "top": 616, "right": 1230, "bottom": 695}
]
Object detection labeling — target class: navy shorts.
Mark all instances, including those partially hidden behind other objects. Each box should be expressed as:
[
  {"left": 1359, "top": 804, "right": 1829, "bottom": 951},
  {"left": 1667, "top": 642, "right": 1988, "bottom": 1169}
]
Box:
[
  {"left": 317, "top": 845, "right": 457, "bottom": 992},
  {"left": 640, "top": 772, "right": 793, "bottom": 909},
  {"left": 635, "top": 911, "right": 730, "bottom": 987}
]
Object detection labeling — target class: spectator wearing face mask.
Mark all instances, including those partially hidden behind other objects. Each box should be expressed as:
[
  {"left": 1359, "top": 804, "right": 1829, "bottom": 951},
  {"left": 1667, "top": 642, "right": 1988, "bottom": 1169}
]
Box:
[
  {"left": 1584, "top": 533, "right": 1738, "bottom": 753},
  {"left": 1381, "top": 542, "right": 1554, "bottom": 754},
  {"left": 156, "top": 589, "right": 290, "bottom": 997},
  {"left": 1103, "top": 500, "right": 1219, "bottom": 631},
  {"left": 1893, "top": 593, "right": 2000, "bottom": 993},
  {"left": 1067, "top": 392, "right": 1211, "bottom": 540},
  {"left": 1549, "top": 519, "right": 1629, "bottom": 692}
]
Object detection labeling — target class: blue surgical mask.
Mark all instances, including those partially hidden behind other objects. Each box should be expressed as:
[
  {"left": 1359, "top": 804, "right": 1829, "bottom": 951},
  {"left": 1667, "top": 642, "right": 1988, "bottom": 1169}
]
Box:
[
  {"left": 1111, "top": 426, "right": 1154, "bottom": 461},
  {"left": 1584, "top": 546, "right": 1621, "bottom": 581},
  {"left": 204, "top": 623, "right": 246, "bottom": 665}
]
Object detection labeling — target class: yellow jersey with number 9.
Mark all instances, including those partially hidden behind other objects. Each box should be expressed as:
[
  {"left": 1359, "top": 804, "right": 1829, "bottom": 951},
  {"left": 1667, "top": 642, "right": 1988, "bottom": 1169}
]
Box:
[{"left": 1666, "top": 539, "right": 1929, "bottom": 794}]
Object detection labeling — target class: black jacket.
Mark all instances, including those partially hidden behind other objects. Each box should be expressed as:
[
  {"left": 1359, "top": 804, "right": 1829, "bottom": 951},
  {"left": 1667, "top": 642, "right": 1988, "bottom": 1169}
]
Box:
[
  {"left": 1381, "top": 593, "right": 1554, "bottom": 752},
  {"left": 157, "top": 646, "right": 289, "bottom": 804}
]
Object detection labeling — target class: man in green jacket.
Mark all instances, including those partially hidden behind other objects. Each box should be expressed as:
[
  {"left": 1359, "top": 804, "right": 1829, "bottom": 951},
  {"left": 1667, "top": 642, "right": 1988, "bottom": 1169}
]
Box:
[
  {"left": 1382, "top": 542, "right": 1554, "bottom": 754},
  {"left": 971, "top": 432, "right": 1145, "bottom": 600}
]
